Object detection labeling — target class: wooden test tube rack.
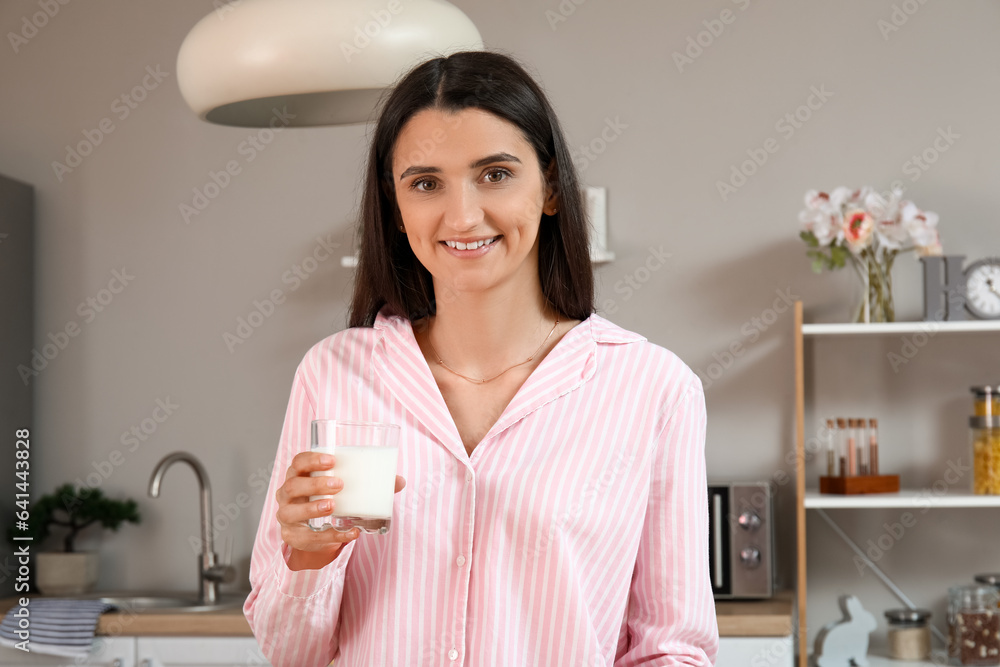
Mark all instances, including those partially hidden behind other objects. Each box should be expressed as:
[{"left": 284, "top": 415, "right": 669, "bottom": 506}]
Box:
[{"left": 819, "top": 474, "right": 900, "bottom": 495}]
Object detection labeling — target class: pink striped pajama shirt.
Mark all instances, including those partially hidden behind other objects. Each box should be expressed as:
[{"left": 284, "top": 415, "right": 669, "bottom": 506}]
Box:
[{"left": 245, "top": 306, "right": 718, "bottom": 666}]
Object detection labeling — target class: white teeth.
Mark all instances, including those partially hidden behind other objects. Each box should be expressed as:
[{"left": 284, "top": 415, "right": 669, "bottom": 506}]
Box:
[{"left": 446, "top": 236, "right": 497, "bottom": 250}]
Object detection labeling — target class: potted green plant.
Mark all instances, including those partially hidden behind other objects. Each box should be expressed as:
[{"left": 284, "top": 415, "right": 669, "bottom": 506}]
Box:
[{"left": 6, "top": 483, "right": 140, "bottom": 595}]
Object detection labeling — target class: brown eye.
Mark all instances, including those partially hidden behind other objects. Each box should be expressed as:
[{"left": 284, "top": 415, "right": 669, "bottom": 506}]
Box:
[
  {"left": 410, "top": 178, "right": 436, "bottom": 192},
  {"left": 485, "top": 168, "right": 511, "bottom": 184}
]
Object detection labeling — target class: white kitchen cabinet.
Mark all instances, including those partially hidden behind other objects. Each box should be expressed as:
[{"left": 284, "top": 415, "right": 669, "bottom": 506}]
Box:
[
  {"left": 717, "top": 636, "right": 794, "bottom": 667},
  {"left": 0, "top": 637, "right": 271, "bottom": 667},
  {"left": 0, "top": 637, "right": 134, "bottom": 666},
  {"left": 135, "top": 637, "right": 270, "bottom": 667}
]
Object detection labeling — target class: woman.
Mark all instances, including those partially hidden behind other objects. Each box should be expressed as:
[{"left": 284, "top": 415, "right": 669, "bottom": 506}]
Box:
[{"left": 245, "top": 50, "right": 718, "bottom": 666}]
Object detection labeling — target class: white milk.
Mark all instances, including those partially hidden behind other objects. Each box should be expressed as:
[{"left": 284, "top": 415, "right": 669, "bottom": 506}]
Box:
[{"left": 311, "top": 446, "right": 398, "bottom": 518}]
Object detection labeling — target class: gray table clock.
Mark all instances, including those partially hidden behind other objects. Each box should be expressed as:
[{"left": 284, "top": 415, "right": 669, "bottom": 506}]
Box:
[
  {"left": 922, "top": 255, "right": 1000, "bottom": 321},
  {"left": 964, "top": 257, "right": 1000, "bottom": 319}
]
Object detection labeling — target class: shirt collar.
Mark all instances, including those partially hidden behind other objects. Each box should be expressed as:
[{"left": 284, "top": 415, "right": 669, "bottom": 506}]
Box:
[{"left": 371, "top": 306, "right": 643, "bottom": 461}]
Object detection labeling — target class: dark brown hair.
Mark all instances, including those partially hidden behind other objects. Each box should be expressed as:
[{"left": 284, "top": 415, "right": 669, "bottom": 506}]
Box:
[{"left": 348, "top": 50, "right": 594, "bottom": 328}]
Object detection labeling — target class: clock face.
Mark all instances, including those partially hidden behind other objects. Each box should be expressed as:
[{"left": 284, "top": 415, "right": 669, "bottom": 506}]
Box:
[{"left": 965, "top": 258, "right": 1000, "bottom": 319}]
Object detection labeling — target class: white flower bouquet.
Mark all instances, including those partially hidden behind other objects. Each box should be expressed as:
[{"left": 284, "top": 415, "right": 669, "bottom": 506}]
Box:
[{"left": 798, "top": 186, "right": 942, "bottom": 322}]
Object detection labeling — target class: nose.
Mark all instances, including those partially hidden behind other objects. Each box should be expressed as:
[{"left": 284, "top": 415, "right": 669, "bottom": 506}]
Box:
[{"left": 442, "top": 182, "right": 483, "bottom": 231}]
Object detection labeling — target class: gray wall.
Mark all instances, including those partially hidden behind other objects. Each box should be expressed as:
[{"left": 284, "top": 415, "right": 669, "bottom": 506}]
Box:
[{"left": 2, "top": 0, "right": 999, "bottom": 653}]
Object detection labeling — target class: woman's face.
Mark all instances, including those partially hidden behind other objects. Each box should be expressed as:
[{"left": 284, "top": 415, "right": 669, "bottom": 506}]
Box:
[{"left": 391, "top": 107, "right": 556, "bottom": 297}]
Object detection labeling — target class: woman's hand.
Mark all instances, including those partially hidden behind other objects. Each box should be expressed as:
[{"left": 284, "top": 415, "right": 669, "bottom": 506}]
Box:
[{"left": 276, "top": 451, "right": 406, "bottom": 570}]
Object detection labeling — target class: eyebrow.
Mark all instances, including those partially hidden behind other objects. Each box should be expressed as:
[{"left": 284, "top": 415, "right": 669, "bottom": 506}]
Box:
[{"left": 398, "top": 152, "right": 522, "bottom": 181}]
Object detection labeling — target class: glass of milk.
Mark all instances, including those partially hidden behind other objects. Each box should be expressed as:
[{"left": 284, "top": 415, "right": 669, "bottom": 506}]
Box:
[{"left": 308, "top": 420, "right": 400, "bottom": 535}]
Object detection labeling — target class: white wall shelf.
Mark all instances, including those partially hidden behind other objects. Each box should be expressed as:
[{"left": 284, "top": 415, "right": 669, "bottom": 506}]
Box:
[
  {"left": 810, "top": 651, "right": 947, "bottom": 666},
  {"left": 792, "top": 301, "right": 1000, "bottom": 667},
  {"left": 805, "top": 490, "right": 1000, "bottom": 509},
  {"left": 802, "top": 320, "right": 1000, "bottom": 336}
]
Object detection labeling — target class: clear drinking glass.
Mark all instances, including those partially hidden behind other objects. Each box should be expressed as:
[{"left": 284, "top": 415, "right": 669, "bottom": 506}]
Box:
[{"left": 308, "top": 420, "right": 400, "bottom": 535}]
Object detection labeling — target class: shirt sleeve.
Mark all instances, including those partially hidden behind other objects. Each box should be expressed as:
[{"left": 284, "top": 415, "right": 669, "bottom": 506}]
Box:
[
  {"left": 615, "top": 378, "right": 719, "bottom": 666},
  {"left": 243, "top": 360, "right": 358, "bottom": 667}
]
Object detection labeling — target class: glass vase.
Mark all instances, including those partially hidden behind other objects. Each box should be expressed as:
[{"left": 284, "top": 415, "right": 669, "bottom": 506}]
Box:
[{"left": 853, "top": 250, "right": 895, "bottom": 323}]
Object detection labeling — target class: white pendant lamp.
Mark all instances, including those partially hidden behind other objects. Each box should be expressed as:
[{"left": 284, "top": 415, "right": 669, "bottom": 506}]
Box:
[{"left": 177, "top": 0, "right": 483, "bottom": 127}]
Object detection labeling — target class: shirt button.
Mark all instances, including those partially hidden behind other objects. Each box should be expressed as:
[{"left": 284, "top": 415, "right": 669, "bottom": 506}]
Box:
[
  {"left": 466, "top": 471, "right": 473, "bottom": 482},
  {"left": 448, "top": 648, "right": 459, "bottom": 660},
  {"left": 455, "top": 555, "right": 466, "bottom": 567}
]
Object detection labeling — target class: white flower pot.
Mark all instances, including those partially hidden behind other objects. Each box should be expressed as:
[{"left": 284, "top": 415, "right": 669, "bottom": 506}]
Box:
[{"left": 36, "top": 552, "right": 99, "bottom": 595}]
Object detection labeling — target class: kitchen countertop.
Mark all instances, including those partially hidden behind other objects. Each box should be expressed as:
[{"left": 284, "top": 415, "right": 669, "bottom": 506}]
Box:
[
  {"left": 0, "top": 595, "right": 252, "bottom": 636},
  {"left": 715, "top": 590, "right": 795, "bottom": 637},
  {"left": 2, "top": 591, "right": 793, "bottom": 638}
]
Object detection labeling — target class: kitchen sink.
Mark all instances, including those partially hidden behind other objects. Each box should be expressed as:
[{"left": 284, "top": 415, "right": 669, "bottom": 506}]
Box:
[{"left": 62, "top": 590, "right": 246, "bottom": 613}]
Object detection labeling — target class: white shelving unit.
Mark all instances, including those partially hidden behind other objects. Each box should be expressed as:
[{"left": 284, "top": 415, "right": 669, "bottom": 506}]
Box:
[
  {"left": 862, "top": 652, "right": 949, "bottom": 666},
  {"left": 804, "top": 490, "right": 1000, "bottom": 509},
  {"left": 792, "top": 303, "right": 1000, "bottom": 667},
  {"left": 802, "top": 320, "right": 1000, "bottom": 335}
]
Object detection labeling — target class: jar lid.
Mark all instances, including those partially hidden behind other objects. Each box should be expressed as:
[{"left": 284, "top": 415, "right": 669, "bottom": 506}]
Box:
[
  {"left": 885, "top": 608, "right": 932, "bottom": 626},
  {"left": 970, "top": 416, "right": 1000, "bottom": 428},
  {"left": 971, "top": 385, "right": 999, "bottom": 394},
  {"left": 974, "top": 574, "right": 1000, "bottom": 587}
]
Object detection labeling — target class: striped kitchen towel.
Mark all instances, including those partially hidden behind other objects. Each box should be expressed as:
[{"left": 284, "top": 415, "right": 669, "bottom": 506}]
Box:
[{"left": 0, "top": 599, "right": 116, "bottom": 658}]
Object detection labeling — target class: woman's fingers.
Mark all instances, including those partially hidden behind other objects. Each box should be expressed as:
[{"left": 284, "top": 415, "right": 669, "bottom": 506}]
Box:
[
  {"left": 280, "top": 520, "right": 361, "bottom": 552},
  {"left": 287, "top": 450, "right": 334, "bottom": 479},
  {"left": 395, "top": 475, "right": 406, "bottom": 493},
  {"left": 276, "top": 491, "right": 333, "bottom": 526}
]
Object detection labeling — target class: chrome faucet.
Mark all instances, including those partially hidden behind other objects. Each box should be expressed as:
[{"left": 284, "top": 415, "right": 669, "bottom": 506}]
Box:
[{"left": 148, "top": 451, "right": 234, "bottom": 604}]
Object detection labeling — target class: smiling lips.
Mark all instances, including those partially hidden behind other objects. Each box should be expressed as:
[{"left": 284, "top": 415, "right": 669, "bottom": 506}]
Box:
[{"left": 441, "top": 235, "right": 502, "bottom": 252}]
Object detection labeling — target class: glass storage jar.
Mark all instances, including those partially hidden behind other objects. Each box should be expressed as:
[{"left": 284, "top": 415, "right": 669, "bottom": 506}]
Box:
[
  {"left": 885, "top": 608, "right": 932, "bottom": 660},
  {"left": 949, "top": 584, "right": 1000, "bottom": 665},
  {"left": 972, "top": 386, "right": 1000, "bottom": 418},
  {"left": 975, "top": 575, "right": 1000, "bottom": 609},
  {"left": 971, "top": 416, "right": 1000, "bottom": 495}
]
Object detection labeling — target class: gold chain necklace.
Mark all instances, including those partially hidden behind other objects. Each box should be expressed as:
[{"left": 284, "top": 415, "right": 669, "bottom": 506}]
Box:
[{"left": 425, "top": 316, "right": 560, "bottom": 384}]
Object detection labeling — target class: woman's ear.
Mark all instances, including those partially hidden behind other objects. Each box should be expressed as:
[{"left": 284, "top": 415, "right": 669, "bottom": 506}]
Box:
[{"left": 543, "top": 159, "right": 559, "bottom": 215}]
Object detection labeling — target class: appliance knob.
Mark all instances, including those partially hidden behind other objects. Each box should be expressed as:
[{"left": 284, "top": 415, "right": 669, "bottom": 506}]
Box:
[
  {"left": 737, "top": 510, "right": 761, "bottom": 531},
  {"left": 740, "top": 547, "right": 762, "bottom": 568}
]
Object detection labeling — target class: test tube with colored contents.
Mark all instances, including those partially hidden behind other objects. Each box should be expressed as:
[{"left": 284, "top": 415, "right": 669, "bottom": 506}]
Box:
[
  {"left": 825, "top": 418, "right": 836, "bottom": 476},
  {"left": 869, "top": 418, "right": 879, "bottom": 475},
  {"left": 837, "top": 418, "right": 849, "bottom": 476},
  {"left": 857, "top": 418, "right": 868, "bottom": 476}
]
